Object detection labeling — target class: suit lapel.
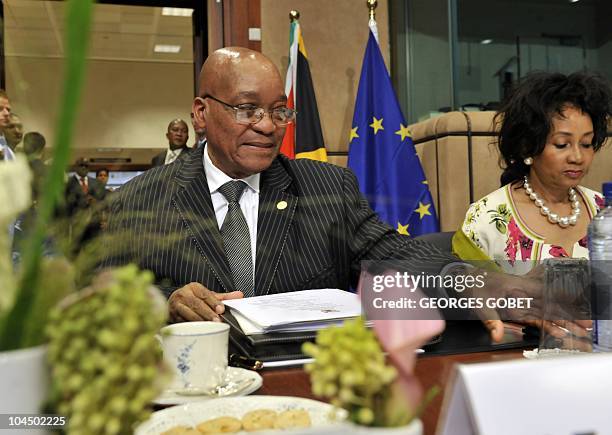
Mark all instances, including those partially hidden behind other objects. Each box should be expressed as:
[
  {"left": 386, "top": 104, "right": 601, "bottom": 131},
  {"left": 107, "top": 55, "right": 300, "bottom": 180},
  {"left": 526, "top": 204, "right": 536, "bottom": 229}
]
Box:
[
  {"left": 255, "top": 158, "right": 297, "bottom": 296},
  {"left": 171, "top": 148, "right": 234, "bottom": 292}
]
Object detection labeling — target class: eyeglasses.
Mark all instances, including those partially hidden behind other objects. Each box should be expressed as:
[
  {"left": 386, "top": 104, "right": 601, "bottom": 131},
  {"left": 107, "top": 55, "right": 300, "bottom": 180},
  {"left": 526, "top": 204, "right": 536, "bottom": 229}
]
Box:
[{"left": 201, "top": 94, "right": 296, "bottom": 126}]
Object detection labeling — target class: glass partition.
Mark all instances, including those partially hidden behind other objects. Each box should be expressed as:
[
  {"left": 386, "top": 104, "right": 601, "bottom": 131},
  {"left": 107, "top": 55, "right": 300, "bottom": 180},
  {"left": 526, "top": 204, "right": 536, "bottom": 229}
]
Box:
[{"left": 392, "top": 0, "right": 612, "bottom": 122}]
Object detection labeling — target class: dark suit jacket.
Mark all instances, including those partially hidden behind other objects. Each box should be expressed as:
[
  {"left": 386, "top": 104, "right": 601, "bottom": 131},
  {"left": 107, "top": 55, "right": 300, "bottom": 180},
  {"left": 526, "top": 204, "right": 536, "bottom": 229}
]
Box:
[
  {"left": 151, "top": 147, "right": 190, "bottom": 167},
  {"left": 64, "top": 175, "right": 107, "bottom": 216},
  {"left": 104, "top": 146, "right": 456, "bottom": 298}
]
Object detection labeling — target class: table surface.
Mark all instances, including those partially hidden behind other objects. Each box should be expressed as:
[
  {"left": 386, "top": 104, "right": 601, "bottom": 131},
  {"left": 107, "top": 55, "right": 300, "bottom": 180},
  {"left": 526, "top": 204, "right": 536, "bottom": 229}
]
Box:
[{"left": 256, "top": 349, "right": 525, "bottom": 435}]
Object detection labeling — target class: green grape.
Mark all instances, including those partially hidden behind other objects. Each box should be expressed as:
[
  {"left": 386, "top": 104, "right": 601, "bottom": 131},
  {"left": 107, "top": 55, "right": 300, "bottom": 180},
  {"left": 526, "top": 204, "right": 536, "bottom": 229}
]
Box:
[
  {"left": 87, "top": 413, "right": 105, "bottom": 432},
  {"left": 357, "top": 407, "right": 375, "bottom": 425},
  {"left": 337, "top": 350, "right": 353, "bottom": 366},
  {"left": 339, "top": 387, "right": 354, "bottom": 403},
  {"left": 301, "top": 341, "right": 318, "bottom": 357},
  {"left": 126, "top": 364, "right": 143, "bottom": 382},
  {"left": 46, "top": 266, "right": 168, "bottom": 435},
  {"left": 312, "top": 382, "right": 325, "bottom": 397},
  {"left": 322, "top": 382, "right": 337, "bottom": 397},
  {"left": 66, "top": 374, "right": 84, "bottom": 393},
  {"left": 339, "top": 371, "right": 356, "bottom": 386},
  {"left": 104, "top": 418, "right": 121, "bottom": 435},
  {"left": 104, "top": 363, "right": 123, "bottom": 382},
  {"left": 303, "top": 315, "right": 403, "bottom": 427}
]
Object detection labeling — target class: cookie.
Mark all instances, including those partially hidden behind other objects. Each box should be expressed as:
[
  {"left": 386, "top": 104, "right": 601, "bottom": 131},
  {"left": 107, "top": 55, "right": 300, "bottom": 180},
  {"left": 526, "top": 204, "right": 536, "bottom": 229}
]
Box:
[
  {"left": 196, "top": 416, "right": 242, "bottom": 434},
  {"left": 241, "top": 409, "right": 278, "bottom": 431},
  {"left": 273, "top": 409, "right": 311, "bottom": 430},
  {"left": 161, "top": 426, "right": 201, "bottom": 435}
]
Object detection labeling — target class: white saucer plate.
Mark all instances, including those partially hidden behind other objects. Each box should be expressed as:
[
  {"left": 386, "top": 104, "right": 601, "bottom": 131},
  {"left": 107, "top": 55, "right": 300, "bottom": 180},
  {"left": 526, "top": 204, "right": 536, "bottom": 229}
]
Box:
[
  {"left": 152, "top": 366, "right": 262, "bottom": 406},
  {"left": 137, "top": 395, "right": 348, "bottom": 435}
]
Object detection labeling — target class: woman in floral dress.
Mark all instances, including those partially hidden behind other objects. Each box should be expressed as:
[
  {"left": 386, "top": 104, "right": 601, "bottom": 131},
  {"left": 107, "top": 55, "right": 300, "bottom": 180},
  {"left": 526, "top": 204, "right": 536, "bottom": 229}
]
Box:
[{"left": 453, "top": 71, "right": 610, "bottom": 274}]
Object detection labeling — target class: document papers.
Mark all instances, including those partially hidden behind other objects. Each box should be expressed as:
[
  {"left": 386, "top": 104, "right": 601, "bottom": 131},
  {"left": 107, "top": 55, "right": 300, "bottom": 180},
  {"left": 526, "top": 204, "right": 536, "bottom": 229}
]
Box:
[{"left": 223, "top": 289, "right": 362, "bottom": 335}]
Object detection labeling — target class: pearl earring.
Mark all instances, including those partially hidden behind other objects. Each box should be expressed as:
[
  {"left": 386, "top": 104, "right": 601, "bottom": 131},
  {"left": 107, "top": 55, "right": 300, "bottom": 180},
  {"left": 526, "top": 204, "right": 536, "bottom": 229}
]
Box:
[{"left": 524, "top": 157, "right": 533, "bottom": 166}]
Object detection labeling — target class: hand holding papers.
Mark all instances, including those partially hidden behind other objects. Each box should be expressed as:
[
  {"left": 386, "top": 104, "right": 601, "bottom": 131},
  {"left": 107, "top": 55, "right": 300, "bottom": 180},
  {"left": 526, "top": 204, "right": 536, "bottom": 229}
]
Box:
[{"left": 223, "top": 289, "right": 362, "bottom": 335}]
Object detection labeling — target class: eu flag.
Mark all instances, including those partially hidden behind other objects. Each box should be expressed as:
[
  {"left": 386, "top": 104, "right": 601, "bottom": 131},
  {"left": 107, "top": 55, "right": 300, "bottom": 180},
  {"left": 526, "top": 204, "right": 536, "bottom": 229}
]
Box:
[{"left": 347, "top": 29, "right": 439, "bottom": 237}]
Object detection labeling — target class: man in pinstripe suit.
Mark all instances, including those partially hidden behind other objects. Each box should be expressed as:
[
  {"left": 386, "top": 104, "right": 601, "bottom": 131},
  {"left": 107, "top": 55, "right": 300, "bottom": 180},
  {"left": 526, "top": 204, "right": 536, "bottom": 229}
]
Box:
[{"left": 104, "top": 47, "right": 558, "bottom": 341}]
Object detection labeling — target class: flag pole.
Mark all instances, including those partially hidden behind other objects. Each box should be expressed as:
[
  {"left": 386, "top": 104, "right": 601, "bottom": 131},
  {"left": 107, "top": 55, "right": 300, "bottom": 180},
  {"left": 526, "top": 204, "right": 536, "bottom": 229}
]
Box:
[
  {"left": 367, "top": 0, "right": 377, "bottom": 20},
  {"left": 367, "top": 0, "right": 379, "bottom": 43},
  {"left": 289, "top": 9, "right": 300, "bottom": 22}
]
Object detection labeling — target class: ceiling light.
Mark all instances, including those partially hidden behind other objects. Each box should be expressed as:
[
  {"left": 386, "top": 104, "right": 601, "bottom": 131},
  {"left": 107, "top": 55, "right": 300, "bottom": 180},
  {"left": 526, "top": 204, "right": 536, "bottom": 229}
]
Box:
[
  {"left": 154, "top": 44, "right": 181, "bottom": 53},
  {"left": 480, "top": 39, "right": 493, "bottom": 45},
  {"left": 162, "top": 7, "right": 193, "bottom": 17},
  {"left": 569, "top": 0, "right": 580, "bottom": 3}
]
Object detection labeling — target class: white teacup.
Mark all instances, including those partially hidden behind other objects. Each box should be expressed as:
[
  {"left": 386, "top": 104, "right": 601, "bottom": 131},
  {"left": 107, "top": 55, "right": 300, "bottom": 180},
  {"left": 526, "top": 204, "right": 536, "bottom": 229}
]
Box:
[{"left": 159, "top": 321, "right": 229, "bottom": 394}]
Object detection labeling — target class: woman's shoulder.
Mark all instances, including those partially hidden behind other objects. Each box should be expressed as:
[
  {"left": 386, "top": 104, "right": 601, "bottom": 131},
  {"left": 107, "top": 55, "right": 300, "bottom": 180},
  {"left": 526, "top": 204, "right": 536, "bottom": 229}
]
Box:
[
  {"left": 461, "top": 185, "right": 514, "bottom": 235},
  {"left": 578, "top": 185, "right": 605, "bottom": 210},
  {"left": 466, "top": 185, "right": 512, "bottom": 216}
]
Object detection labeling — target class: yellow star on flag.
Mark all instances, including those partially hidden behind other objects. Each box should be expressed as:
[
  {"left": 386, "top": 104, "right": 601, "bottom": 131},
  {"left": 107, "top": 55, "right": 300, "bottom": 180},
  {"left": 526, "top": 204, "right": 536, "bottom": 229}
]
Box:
[
  {"left": 395, "top": 124, "right": 411, "bottom": 141},
  {"left": 349, "top": 127, "right": 359, "bottom": 143},
  {"left": 369, "top": 117, "right": 384, "bottom": 134},
  {"left": 414, "top": 202, "right": 432, "bottom": 220},
  {"left": 422, "top": 180, "right": 428, "bottom": 185},
  {"left": 397, "top": 222, "right": 410, "bottom": 235}
]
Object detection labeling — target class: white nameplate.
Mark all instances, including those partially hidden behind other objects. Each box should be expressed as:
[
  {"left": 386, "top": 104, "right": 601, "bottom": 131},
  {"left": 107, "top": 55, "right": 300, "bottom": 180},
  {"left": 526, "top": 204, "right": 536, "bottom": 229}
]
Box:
[{"left": 438, "top": 353, "right": 612, "bottom": 435}]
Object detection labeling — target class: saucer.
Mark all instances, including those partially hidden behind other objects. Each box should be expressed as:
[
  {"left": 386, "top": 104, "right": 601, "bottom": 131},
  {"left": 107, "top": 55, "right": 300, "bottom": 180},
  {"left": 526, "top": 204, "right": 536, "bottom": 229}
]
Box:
[{"left": 153, "top": 367, "right": 262, "bottom": 406}]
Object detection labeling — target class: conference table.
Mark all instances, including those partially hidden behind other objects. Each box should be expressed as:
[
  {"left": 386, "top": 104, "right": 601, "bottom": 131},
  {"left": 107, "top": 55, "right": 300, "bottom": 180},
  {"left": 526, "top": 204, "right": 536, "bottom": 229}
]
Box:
[{"left": 257, "top": 348, "right": 525, "bottom": 435}]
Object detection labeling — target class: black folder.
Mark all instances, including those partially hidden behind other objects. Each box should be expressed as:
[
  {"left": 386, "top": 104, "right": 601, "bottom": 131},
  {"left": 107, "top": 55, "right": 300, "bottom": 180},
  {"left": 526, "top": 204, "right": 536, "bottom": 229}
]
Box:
[{"left": 223, "top": 311, "right": 317, "bottom": 363}]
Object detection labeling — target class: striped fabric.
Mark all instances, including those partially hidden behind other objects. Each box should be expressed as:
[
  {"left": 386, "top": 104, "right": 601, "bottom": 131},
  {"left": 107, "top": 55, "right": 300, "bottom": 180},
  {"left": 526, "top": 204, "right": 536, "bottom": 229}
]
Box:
[{"left": 102, "top": 146, "right": 458, "bottom": 298}]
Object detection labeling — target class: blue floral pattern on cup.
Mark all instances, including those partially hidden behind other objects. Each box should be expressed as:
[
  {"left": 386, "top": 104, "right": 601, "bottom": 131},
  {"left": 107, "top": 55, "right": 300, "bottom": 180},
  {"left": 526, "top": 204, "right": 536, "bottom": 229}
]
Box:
[{"left": 176, "top": 340, "right": 196, "bottom": 387}]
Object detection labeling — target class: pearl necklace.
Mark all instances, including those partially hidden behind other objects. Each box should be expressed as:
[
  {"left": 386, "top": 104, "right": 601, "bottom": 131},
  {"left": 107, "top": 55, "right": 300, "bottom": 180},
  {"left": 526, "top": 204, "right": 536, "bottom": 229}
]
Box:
[{"left": 523, "top": 176, "right": 581, "bottom": 228}]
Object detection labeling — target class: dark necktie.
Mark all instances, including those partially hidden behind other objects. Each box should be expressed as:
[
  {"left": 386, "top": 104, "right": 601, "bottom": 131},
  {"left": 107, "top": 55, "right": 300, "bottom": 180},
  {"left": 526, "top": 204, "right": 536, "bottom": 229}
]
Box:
[{"left": 218, "top": 181, "right": 254, "bottom": 297}]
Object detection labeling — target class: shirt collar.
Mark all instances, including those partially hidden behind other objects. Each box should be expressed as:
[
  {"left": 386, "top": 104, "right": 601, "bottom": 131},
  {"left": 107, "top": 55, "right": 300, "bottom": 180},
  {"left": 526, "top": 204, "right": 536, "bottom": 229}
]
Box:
[{"left": 203, "top": 143, "right": 260, "bottom": 194}]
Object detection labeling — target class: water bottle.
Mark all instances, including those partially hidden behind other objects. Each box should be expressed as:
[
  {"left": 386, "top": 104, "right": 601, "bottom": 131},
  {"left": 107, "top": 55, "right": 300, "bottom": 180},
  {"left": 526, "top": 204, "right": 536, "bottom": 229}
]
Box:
[{"left": 589, "top": 182, "right": 612, "bottom": 351}]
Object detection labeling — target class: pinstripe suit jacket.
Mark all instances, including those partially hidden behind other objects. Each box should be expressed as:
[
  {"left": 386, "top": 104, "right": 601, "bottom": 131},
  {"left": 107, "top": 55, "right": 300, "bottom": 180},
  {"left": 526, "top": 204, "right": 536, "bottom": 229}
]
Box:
[{"left": 103, "top": 146, "right": 456, "bottom": 297}]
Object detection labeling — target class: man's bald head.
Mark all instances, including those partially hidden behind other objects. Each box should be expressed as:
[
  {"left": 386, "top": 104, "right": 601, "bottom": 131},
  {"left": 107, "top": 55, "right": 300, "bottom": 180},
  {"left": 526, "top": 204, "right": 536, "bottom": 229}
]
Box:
[
  {"left": 167, "top": 118, "right": 188, "bottom": 132},
  {"left": 166, "top": 118, "right": 189, "bottom": 150},
  {"left": 198, "top": 47, "right": 281, "bottom": 98}
]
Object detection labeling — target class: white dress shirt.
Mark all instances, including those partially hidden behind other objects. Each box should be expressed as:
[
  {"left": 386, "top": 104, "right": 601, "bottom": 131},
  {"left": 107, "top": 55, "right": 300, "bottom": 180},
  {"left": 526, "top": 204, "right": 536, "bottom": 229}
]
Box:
[
  {"left": 75, "top": 174, "right": 88, "bottom": 188},
  {"left": 164, "top": 148, "right": 183, "bottom": 165},
  {"left": 203, "top": 144, "right": 259, "bottom": 277},
  {"left": 0, "top": 135, "right": 15, "bottom": 161}
]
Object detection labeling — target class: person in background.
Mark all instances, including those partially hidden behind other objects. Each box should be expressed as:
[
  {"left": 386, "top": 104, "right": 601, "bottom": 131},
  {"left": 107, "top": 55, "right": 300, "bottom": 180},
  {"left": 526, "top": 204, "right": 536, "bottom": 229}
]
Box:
[
  {"left": 65, "top": 158, "right": 107, "bottom": 215},
  {"left": 191, "top": 112, "right": 206, "bottom": 148},
  {"left": 96, "top": 168, "right": 114, "bottom": 193},
  {"left": 95, "top": 168, "right": 113, "bottom": 230},
  {"left": 23, "top": 131, "right": 46, "bottom": 159},
  {"left": 64, "top": 158, "right": 107, "bottom": 250},
  {"left": 453, "top": 71, "right": 610, "bottom": 274},
  {"left": 151, "top": 119, "right": 190, "bottom": 167},
  {"left": 0, "top": 90, "right": 14, "bottom": 161},
  {"left": 22, "top": 132, "right": 47, "bottom": 200},
  {"left": 4, "top": 113, "right": 24, "bottom": 151}
]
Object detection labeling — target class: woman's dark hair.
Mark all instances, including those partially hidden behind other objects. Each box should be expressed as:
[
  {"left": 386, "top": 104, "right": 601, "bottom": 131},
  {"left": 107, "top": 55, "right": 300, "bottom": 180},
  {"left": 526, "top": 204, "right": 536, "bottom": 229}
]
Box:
[{"left": 495, "top": 71, "right": 612, "bottom": 186}]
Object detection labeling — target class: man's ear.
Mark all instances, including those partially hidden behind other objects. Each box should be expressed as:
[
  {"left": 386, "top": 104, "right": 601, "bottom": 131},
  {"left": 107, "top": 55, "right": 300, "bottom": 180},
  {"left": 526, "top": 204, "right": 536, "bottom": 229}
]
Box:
[{"left": 192, "top": 97, "right": 207, "bottom": 130}]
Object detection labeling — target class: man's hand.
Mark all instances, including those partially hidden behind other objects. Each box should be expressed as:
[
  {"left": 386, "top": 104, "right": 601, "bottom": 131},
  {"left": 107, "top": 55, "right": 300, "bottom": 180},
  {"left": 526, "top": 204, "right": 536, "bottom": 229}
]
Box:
[
  {"left": 168, "top": 282, "right": 243, "bottom": 322},
  {"left": 475, "top": 267, "right": 591, "bottom": 342}
]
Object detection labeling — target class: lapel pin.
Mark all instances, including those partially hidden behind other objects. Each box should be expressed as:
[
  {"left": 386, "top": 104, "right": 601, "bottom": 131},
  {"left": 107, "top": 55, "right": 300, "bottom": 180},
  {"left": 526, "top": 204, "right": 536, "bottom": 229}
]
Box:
[{"left": 276, "top": 201, "right": 288, "bottom": 210}]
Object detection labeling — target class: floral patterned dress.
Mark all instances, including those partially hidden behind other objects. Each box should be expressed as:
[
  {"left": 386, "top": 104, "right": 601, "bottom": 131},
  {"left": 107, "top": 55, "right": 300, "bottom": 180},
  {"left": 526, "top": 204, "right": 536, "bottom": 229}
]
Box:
[{"left": 452, "top": 184, "right": 603, "bottom": 274}]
